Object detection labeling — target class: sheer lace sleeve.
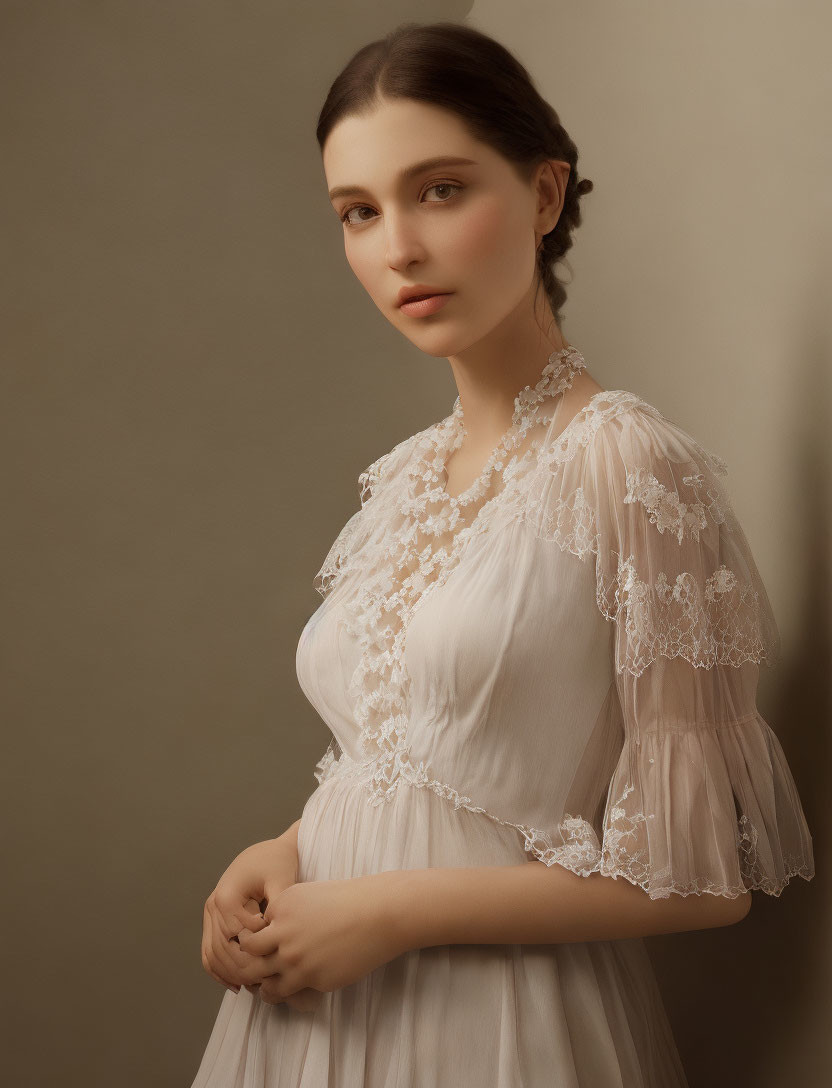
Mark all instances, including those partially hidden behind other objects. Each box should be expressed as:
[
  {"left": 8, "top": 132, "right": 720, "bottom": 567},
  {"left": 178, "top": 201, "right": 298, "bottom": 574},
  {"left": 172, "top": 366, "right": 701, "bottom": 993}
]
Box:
[
  {"left": 593, "top": 403, "right": 814, "bottom": 898},
  {"left": 529, "top": 395, "right": 815, "bottom": 899}
]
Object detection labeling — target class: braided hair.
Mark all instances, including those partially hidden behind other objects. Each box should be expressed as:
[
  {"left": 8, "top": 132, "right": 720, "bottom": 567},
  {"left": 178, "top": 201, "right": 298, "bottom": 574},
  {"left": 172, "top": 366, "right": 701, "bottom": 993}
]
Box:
[{"left": 533, "top": 116, "right": 595, "bottom": 328}]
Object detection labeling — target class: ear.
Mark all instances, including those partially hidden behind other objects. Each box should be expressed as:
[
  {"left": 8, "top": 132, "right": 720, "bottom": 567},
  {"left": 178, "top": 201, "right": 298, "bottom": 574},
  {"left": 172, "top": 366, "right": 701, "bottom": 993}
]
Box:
[{"left": 535, "top": 159, "right": 570, "bottom": 234}]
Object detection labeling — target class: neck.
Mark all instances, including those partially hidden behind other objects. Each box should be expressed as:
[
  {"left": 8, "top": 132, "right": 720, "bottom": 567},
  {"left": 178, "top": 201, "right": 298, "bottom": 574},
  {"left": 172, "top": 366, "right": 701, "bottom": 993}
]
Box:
[{"left": 447, "top": 290, "right": 568, "bottom": 443}]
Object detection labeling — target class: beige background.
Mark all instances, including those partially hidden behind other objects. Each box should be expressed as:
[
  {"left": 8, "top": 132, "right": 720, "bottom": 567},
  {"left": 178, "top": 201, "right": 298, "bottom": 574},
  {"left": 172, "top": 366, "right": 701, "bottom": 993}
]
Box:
[{"left": 2, "top": 2, "right": 828, "bottom": 1085}]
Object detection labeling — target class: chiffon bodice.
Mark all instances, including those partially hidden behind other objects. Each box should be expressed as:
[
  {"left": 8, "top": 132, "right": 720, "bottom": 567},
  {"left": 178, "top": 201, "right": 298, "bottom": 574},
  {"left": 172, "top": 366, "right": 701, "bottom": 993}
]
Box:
[{"left": 296, "top": 345, "right": 814, "bottom": 900}]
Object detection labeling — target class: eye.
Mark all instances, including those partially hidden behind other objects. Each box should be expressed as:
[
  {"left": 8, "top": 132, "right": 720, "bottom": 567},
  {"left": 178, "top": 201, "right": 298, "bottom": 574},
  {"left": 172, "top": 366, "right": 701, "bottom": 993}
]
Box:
[
  {"left": 339, "top": 180, "right": 463, "bottom": 228},
  {"left": 423, "top": 181, "right": 462, "bottom": 203},
  {"left": 339, "top": 203, "right": 376, "bottom": 227}
]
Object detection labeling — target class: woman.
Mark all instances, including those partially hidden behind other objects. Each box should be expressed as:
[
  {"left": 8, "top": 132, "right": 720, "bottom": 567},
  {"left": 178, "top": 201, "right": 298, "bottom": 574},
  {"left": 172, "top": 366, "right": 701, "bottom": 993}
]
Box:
[{"left": 191, "top": 22, "right": 815, "bottom": 1087}]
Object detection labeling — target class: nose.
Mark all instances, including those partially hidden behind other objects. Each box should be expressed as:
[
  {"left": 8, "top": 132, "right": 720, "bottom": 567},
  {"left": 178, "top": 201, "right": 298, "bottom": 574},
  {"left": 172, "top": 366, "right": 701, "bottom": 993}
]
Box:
[{"left": 384, "top": 210, "right": 427, "bottom": 273}]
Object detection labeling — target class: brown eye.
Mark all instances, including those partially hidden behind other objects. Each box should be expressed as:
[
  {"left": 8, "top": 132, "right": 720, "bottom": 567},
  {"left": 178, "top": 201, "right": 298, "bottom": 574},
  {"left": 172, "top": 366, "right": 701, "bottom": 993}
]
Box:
[
  {"left": 423, "top": 181, "right": 463, "bottom": 202},
  {"left": 340, "top": 205, "right": 376, "bottom": 227}
]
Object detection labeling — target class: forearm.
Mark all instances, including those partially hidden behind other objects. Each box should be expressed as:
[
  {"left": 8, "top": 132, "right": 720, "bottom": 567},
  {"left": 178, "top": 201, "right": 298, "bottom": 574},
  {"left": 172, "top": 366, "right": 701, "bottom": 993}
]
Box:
[
  {"left": 381, "top": 860, "right": 751, "bottom": 950},
  {"left": 274, "top": 818, "right": 301, "bottom": 857},
  {"left": 235, "top": 819, "right": 301, "bottom": 892},
  {"left": 270, "top": 818, "right": 302, "bottom": 875}
]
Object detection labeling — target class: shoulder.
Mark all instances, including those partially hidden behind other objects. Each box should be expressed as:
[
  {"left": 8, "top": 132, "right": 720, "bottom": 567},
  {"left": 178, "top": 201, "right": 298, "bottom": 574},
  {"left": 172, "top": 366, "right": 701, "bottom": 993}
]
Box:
[
  {"left": 529, "top": 378, "right": 778, "bottom": 667},
  {"left": 579, "top": 392, "right": 749, "bottom": 573},
  {"left": 531, "top": 382, "right": 739, "bottom": 550},
  {"left": 552, "top": 383, "right": 730, "bottom": 487}
]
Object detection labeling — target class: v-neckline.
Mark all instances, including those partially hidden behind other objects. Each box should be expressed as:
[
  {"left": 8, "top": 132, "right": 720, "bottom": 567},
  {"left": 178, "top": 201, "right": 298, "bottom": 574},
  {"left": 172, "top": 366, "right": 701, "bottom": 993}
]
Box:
[{"left": 437, "top": 345, "right": 586, "bottom": 506}]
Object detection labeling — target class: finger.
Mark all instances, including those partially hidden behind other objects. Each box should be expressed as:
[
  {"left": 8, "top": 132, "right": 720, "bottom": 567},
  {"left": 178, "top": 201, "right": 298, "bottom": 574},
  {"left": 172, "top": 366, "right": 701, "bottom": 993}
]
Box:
[
  {"left": 212, "top": 892, "right": 267, "bottom": 935},
  {"left": 230, "top": 909, "right": 268, "bottom": 937},
  {"left": 243, "top": 897, "right": 266, "bottom": 923},
  {"left": 237, "top": 921, "right": 280, "bottom": 957},
  {"left": 202, "top": 942, "right": 239, "bottom": 993},
  {"left": 212, "top": 914, "right": 282, "bottom": 986},
  {"left": 202, "top": 904, "right": 240, "bottom": 992},
  {"left": 207, "top": 898, "right": 283, "bottom": 981},
  {"left": 218, "top": 898, "right": 269, "bottom": 941},
  {"left": 207, "top": 904, "right": 257, "bottom": 986},
  {"left": 201, "top": 930, "right": 240, "bottom": 993},
  {"left": 216, "top": 927, "right": 259, "bottom": 981},
  {"left": 238, "top": 897, "right": 268, "bottom": 931},
  {"left": 210, "top": 898, "right": 246, "bottom": 942}
]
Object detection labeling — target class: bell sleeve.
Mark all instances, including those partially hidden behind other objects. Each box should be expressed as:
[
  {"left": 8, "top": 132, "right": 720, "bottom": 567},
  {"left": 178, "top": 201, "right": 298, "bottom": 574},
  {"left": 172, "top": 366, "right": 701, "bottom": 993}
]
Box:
[{"left": 582, "top": 401, "right": 815, "bottom": 900}]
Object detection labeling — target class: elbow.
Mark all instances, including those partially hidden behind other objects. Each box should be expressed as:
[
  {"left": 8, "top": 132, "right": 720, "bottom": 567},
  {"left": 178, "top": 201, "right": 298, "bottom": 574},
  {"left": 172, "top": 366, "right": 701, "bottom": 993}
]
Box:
[
  {"left": 667, "top": 887, "right": 752, "bottom": 933},
  {"left": 730, "top": 889, "right": 753, "bottom": 923},
  {"left": 716, "top": 889, "right": 752, "bottom": 927}
]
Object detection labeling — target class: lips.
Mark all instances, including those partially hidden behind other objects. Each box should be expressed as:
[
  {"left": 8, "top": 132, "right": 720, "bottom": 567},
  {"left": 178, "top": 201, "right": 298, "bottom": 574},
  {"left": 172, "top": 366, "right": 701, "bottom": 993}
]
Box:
[
  {"left": 398, "top": 292, "right": 453, "bottom": 318},
  {"left": 397, "top": 284, "right": 451, "bottom": 307}
]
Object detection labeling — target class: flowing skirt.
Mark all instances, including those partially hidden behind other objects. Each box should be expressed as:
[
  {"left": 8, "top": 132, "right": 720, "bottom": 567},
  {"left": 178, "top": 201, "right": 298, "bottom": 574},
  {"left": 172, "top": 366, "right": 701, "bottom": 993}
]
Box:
[{"left": 190, "top": 774, "right": 689, "bottom": 1087}]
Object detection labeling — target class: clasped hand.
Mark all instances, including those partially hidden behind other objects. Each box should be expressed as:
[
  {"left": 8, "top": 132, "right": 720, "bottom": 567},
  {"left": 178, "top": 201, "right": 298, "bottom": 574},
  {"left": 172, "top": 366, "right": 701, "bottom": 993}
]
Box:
[
  {"left": 235, "top": 876, "right": 403, "bottom": 1006},
  {"left": 202, "top": 841, "right": 405, "bottom": 1012}
]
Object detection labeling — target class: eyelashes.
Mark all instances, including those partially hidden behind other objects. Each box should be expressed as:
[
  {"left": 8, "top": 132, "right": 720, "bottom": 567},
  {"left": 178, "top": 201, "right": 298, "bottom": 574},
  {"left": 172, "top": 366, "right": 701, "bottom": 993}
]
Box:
[{"left": 339, "top": 181, "right": 464, "bottom": 228}]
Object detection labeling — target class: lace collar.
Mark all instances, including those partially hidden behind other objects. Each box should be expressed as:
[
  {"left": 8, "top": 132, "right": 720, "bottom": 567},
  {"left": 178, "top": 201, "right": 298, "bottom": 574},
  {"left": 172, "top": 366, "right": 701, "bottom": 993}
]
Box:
[{"left": 412, "top": 344, "right": 587, "bottom": 516}]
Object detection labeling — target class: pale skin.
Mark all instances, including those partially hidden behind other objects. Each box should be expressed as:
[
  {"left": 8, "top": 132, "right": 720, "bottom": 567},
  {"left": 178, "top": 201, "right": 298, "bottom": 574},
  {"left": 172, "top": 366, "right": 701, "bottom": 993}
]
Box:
[{"left": 202, "top": 94, "right": 751, "bottom": 1007}]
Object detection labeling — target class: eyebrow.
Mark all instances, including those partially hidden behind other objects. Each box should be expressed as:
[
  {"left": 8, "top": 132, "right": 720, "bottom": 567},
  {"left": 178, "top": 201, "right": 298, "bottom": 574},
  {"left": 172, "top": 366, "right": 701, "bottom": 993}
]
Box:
[{"left": 327, "top": 156, "right": 479, "bottom": 203}]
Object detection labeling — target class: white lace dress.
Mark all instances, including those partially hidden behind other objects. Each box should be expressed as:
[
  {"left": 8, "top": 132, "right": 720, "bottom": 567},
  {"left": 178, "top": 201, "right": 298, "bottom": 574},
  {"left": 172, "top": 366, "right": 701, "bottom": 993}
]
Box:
[{"left": 191, "top": 346, "right": 815, "bottom": 1087}]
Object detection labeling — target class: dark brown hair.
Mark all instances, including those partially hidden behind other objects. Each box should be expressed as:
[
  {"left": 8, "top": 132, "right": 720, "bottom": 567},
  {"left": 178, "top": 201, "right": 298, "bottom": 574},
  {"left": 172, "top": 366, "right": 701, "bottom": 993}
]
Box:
[{"left": 316, "top": 21, "right": 594, "bottom": 332}]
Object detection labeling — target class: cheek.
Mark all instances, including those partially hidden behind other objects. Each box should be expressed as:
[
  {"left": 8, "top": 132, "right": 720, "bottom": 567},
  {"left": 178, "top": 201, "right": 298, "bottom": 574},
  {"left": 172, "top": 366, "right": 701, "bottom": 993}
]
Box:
[
  {"left": 445, "top": 196, "right": 531, "bottom": 282},
  {"left": 344, "top": 241, "right": 391, "bottom": 309},
  {"left": 344, "top": 241, "right": 371, "bottom": 287}
]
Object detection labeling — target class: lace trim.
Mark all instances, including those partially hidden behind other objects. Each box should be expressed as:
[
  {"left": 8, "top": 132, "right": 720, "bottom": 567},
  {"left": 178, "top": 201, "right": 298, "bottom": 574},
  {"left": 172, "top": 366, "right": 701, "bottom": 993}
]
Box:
[
  {"left": 326, "top": 347, "right": 589, "bottom": 808},
  {"left": 312, "top": 747, "right": 813, "bottom": 900},
  {"left": 312, "top": 510, "right": 364, "bottom": 599},
  {"left": 357, "top": 432, "right": 423, "bottom": 507},
  {"left": 597, "top": 555, "right": 775, "bottom": 676},
  {"left": 313, "top": 430, "right": 429, "bottom": 600}
]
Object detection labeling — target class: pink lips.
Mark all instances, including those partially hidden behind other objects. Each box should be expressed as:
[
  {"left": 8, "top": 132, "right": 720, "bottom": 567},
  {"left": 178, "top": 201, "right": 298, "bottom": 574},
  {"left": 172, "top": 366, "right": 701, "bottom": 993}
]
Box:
[{"left": 399, "top": 293, "right": 453, "bottom": 317}]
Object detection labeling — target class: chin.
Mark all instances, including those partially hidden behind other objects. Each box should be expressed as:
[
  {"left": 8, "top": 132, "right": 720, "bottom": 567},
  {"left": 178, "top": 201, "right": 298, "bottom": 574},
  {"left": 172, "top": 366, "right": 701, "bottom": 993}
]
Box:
[
  {"left": 407, "top": 338, "right": 463, "bottom": 360},
  {"left": 413, "top": 340, "right": 461, "bottom": 359},
  {"left": 398, "top": 322, "right": 479, "bottom": 359}
]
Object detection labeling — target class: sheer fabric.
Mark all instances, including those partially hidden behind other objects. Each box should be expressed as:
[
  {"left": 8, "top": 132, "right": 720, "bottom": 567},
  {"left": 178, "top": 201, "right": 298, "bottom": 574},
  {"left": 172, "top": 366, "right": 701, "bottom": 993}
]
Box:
[
  {"left": 191, "top": 346, "right": 814, "bottom": 1087},
  {"left": 309, "top": 349, "right": 813, "bottom": 902}
]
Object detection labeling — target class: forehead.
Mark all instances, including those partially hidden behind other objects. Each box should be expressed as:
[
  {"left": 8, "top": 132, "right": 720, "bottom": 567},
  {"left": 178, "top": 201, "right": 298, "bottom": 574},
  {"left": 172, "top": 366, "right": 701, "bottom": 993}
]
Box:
[{"left": 322, "top": 98, "right": 498, "bottom": 193}]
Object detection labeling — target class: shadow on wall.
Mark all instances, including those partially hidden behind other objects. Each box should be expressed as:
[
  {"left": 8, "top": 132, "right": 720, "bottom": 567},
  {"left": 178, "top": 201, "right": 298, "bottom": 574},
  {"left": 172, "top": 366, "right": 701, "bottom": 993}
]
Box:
[
  {"left": 733, "top": 324, "right": 831, "bottom": 1084},
  {"left": 646, "top": 292, "right": 831, "bottom": 1087}
]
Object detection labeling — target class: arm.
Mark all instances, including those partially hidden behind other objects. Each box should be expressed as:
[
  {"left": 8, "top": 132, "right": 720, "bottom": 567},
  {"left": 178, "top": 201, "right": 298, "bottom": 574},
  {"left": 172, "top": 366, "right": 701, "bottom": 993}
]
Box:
[
  {"left": 273, "top": 818, "right": 301, "bottom": 865},
  {"left": 232, "top": 851, "right": 748, "bottom": 1002},
  {"left": 247, "top": 818, "right": 302, "bottom": 905},
  {"left": 379, "top": 860, "right": 751, "bottom": 953}
]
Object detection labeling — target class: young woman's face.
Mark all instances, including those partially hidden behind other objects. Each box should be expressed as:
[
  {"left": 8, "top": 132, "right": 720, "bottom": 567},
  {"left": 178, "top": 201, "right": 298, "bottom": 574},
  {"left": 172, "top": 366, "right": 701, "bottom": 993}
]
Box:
[{"left": 322, "top": 97, "right": 557, "bottom": 358}]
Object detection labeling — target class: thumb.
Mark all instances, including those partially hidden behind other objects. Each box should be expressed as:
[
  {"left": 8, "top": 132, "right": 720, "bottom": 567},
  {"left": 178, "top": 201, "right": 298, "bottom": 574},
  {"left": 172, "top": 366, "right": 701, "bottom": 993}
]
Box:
[
  {"left": 229, "top": 898, "right": 268, "bottom": 939},
  {"left": 241, "top": 897, "right": 268, "bottom": 928}
]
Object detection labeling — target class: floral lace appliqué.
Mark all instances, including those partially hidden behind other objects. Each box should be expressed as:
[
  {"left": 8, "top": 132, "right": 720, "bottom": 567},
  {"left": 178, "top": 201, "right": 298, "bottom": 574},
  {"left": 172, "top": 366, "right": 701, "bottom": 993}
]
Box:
[
  {"left": 610, "top": 556, "right": 771, "bottom": 675},
  {"left": 318, "top": 347, "right": 590, "bottom": 809},
  {"left": 624, "top": 466, "right": 713, "bottom": 544}
]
